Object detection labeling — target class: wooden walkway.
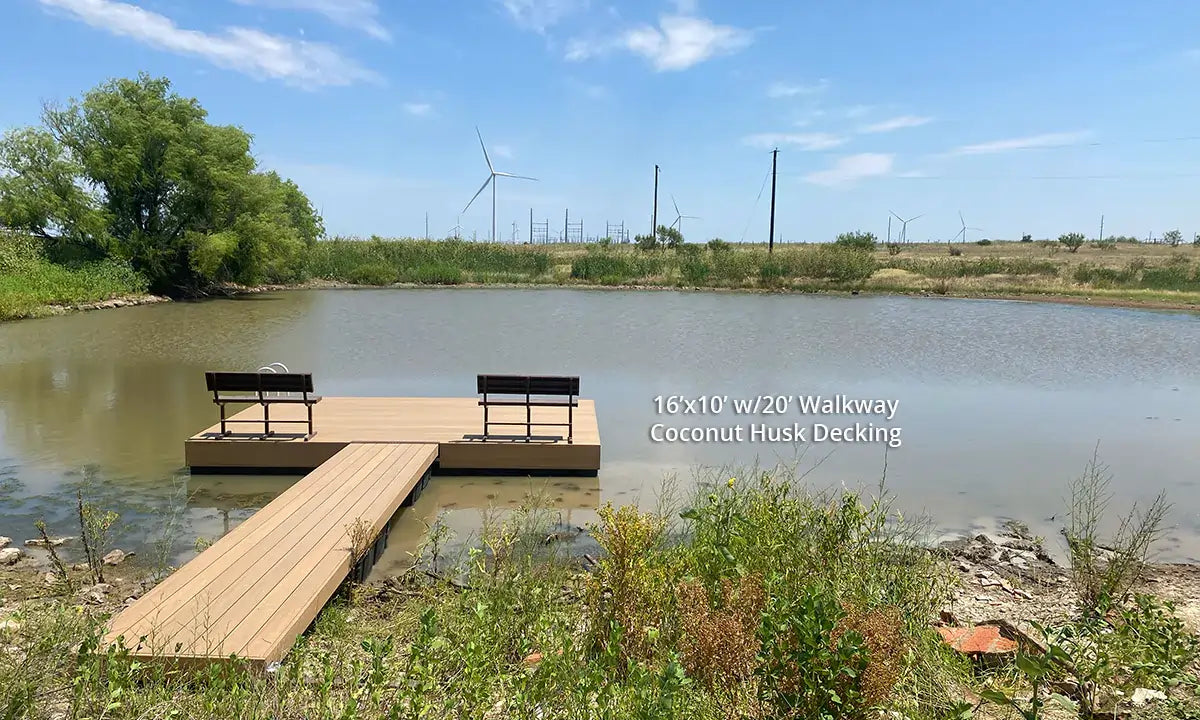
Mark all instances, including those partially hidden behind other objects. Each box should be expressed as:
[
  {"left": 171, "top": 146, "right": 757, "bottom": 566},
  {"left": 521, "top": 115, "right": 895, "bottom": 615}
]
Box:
[{"left": 104, "top": 443, "right": 437, "bottom": 668}]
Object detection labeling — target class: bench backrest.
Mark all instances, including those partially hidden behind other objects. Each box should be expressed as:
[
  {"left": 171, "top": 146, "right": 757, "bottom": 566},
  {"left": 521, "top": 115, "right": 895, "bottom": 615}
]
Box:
[
  {"left": 206, "top": 371, "right": 314, "bottom": 394},
  {"left": 477, "top": 374, "right": 579, "bottom": 396}
]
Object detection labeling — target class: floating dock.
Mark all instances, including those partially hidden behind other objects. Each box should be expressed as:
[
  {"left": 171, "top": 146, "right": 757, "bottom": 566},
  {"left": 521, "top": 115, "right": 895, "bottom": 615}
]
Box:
[
  {"left": 184, "top": 397, "right": 600, "bottom": 473},
  {"left": 104, "top": 395, "right": 600, "bottom": 669}
]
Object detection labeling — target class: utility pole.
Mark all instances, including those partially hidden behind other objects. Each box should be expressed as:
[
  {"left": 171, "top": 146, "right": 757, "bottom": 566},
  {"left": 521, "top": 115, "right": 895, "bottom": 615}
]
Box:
[
  {"left": 565, "top": 209, "right": 569, "bottom": 244},
  {"left": 1098, "top": 214, "right": 1104, "bottom": 244},
  {"left": 768, "top": 148, "right": 779, "bottom": 254},
  {"left": 530, "top": 208, "right": 534, "bottom": 245},
  {"left": 652, "top": 165, "right": 660, "bottom": 241}
]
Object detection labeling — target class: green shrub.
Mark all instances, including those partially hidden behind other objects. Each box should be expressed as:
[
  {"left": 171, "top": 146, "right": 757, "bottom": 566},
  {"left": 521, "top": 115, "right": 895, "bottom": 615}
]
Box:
[
  {"left": 975, "top": 239, "right": 992, "bottom": 246},
  {"left": 947, "top": 246, "right": 962, "bottom": 257},
  {"left": 833, "top": 230, "right": 877, "bottom": 251},
  {"left": 707, "top": 238, "right": 731, "bottom": 253},
  {"left": 886, "top": 243, "right": 902, "bottom": 256},
  {"left": 710, "top": 250, "right": 757, "bottom": 283},
  {"left": 1021, "top": 234, "right": 1033, "bottom": 243},
  {"left": 1059, "top": 232, "right": 1086, "bottom": 253},
  {"left": 402, "top": 264, "right": 463, "bottom": 285},
  {"left": 680, "top": 258, "right": 712, "bottom": 285},
  {"left": 345, "top": 262, "right": 396, "bottom": 286},
  {"left": 757, "top": 585, "right": 872, "bottom": 718}
]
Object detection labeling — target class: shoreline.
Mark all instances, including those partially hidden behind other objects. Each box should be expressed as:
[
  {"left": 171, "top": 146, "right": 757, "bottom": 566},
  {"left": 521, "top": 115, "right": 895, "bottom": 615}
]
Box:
[{"left": 10, "top": 279, "right": 1200, "bottom": 323}]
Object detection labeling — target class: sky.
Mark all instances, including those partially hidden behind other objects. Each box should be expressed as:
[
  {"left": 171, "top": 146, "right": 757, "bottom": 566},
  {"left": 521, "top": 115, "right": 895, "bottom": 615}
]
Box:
[{"left": 2, "top": 0, "right": 1200, "bottom": 243}]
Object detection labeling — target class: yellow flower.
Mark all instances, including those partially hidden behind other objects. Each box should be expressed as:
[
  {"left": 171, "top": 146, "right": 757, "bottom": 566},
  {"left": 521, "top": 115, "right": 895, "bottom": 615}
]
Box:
[{"left": 727, "top": 477, "right": 736, "bottom": 488}]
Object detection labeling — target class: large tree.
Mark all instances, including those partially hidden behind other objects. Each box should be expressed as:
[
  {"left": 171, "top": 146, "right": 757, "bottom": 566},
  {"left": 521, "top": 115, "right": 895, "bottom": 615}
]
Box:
[{"left": 0, "top": 73, "right": 322, "bottom": 295}]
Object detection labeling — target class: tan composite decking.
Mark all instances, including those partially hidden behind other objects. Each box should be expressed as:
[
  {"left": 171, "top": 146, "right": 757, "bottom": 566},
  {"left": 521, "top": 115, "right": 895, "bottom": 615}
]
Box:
[
  {"left": 184, "top": 396, "right": 600, "bottom": 472},
  {"left": 103, "top": 443, "right": 437, "bottom": 668}
]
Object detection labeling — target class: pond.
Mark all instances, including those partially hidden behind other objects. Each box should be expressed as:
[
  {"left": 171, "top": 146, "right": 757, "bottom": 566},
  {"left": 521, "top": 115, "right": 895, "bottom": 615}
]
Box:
[{"left": 0, "top": 287, "right": 1197, "bottom": 574}]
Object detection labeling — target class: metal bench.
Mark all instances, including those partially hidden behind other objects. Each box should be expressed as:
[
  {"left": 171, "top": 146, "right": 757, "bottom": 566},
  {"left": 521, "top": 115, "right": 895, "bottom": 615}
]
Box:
[
  {"left": 205, "top": 371, "right": 322, "bottom": 438},
  {"left": 477, "top": 374, "right": 579, "bottom": 443}
]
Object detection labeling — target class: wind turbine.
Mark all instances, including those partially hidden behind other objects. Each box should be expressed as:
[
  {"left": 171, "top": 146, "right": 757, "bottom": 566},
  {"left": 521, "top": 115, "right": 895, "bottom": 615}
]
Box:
[
  {"left": 447, "top": 215, "right": 463, "bottom": 240},
  {"left": 950, "top": 211, "right": 982, "bottom": 244},
  {"left": 669, "top": 195, "right": 700, "bottom": 239},
  {"left": 889, "top": 211, "right": 923, "bottom": 243},
  {"left": 463, "top": 127, "right": 537, "bottom": 243}
]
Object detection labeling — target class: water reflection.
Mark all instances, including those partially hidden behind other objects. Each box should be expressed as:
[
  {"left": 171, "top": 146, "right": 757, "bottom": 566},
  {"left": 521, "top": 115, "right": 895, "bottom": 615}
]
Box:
[{"left": 0, "top": 288, "right": 1197, "bottom": 563}]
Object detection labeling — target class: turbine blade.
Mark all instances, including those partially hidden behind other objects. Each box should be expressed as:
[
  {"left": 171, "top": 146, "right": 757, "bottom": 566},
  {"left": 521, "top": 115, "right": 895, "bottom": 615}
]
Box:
[
  {"left": 494, "top": 172, "right": 538, "bottom": 181},
  {"left": 476, "top": 127, "right": 493, "bottom": 173},
  {"left": 958, "top": 210, "right": 965, "bottom": 226},
  {"left": 911, "top": 214, "right": 924, "bottom": 222},
  {"left": 463, "top": 175, "right": 492, "bottom": 213},
  {"left": 890, "top": 210, "right": 904, "bottom": 221},
  {"left": 672, "top": 195, "right": 680, "bottom": 216}
]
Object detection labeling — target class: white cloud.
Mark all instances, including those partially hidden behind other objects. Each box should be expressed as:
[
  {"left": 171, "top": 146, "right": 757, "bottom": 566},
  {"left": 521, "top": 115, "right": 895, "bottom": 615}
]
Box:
[
  {"left": 766, "top": 79, "right": 828, "bottom": 98},
  {"left": 842, "top": 104, "right": 873, "bottom": 119},
  {"left": 38, "top": 0, "right": 378, "bottom": 88},
  {"left": 403, "top": 102, "right": 433, "bottom": 116},
  {"left": 804, "top": 153, "right": 894, "bottom": 187},
  {"left": 742, "top": 132, "right": 846, "bottom": 151},
  {"left": 624, "top": 15, "right": 753, "bottom": 71},
  {"left": 568, "top": 13, "right": 753, "bottom": 71},
  {"left": 231, "top": 0, "right": 389, "bottom": 41},
  {"left": 858, "top": 115, "right": 933, "bottom": 134},
  {"left": 500, "top": 0, "right": 588, "bottom": 33},
  {"left": 492, "top": 144, "right": 514, "bottom": 159},
  {"left": 951, "top": 131, "right": 1092, "bottom": 155}
]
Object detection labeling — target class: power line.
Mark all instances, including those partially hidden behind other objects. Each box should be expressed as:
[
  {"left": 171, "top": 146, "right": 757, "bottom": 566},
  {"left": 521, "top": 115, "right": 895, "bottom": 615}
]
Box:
[{"left": 739, "top": 164, "right": 773, "bottom": 243}]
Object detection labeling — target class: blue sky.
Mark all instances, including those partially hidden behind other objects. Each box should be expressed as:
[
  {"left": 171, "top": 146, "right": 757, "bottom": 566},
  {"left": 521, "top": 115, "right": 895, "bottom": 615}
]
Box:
[{"left": 3, "top": 0, "right": 1200, "bottom": 243}]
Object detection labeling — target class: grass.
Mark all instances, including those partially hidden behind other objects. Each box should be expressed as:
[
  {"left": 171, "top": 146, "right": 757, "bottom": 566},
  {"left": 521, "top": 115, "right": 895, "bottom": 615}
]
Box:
[
  {"left": 9, "top": 233, "right": 1200, "bottom": 321},
  {"left": 1, "top": 464, "right": 1196, "bottom": 718},
  {"left": 0, "top": 256, "right": 149, "bottom": 320},
  {"left": 1, "top": 469, "right": 974, "bottom": 719}
]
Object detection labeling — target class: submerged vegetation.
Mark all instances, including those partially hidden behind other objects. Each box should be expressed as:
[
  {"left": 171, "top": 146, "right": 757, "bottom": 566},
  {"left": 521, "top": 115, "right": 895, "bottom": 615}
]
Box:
[{"left": 2, "top": 465, "right": 1196, "bottom": 719}]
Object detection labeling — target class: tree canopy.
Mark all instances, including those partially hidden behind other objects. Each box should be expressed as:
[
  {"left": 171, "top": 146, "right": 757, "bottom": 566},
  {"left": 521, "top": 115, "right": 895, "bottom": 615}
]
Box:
[{"left": 0, "top": 73, "right": 322, "bottom": 295}]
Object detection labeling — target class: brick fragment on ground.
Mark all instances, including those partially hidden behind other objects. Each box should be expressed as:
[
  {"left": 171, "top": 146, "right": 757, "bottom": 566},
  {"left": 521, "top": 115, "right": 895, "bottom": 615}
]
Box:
[{"left": 935, "top": 625, "right": 1018, "bottom": 655}]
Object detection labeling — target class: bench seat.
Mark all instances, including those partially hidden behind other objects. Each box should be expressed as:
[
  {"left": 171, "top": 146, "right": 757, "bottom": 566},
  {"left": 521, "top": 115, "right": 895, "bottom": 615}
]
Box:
[
  {"left": 206, "top": 371, "right": 321, "bottom": 438},
  {"left": 477, "top": 399, "right": 577, "bottom": 408},
  {"left": 217, "top": 395, "right": 323, "bottom": 405},
  {"left": 477, "top": 374, "right": 579, "bottom": 443}
]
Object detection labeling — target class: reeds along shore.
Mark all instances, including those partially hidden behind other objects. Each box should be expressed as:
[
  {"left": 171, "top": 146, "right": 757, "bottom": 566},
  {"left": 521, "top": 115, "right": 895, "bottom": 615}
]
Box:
[{"left": 6, "top": 234, "right": 1200, "bottom": 321}]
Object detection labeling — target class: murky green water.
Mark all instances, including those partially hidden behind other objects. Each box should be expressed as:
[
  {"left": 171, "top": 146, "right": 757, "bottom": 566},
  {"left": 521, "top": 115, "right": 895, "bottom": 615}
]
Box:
[{"left": 1, "top": 288, "right": 1197, "bottom": 572}]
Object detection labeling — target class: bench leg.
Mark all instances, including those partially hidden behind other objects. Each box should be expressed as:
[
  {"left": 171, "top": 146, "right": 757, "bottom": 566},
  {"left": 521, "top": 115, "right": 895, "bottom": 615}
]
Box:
[
  {"left": 263, "top": 402, "right": 271, "bottom": 437},
  {"left": 307, "top": 403, "right": 314, "bottom": 439},
  {"left": 568, "top": 403, "right": 573, "bottom": 444},
  {"left": 526, "top": 398, "right": 531, "bottom": 442},
  {"left": 219, "top": 403, "right": 228, "bottom": 436}
]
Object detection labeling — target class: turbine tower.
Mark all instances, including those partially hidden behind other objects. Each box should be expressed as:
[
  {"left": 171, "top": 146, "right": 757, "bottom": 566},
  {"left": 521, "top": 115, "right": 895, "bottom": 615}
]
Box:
[
  {"left": 951, "top": 211, "right": 982, "bottom": 244},
  {"left": 889, "top": 210, "right": 923, "bottom": 243},
  {"left": 669, "top": 195, "right": 700, "bottom": 239},
  {"left": 463, "top": 127, "right": 537, "bottom": 242}
]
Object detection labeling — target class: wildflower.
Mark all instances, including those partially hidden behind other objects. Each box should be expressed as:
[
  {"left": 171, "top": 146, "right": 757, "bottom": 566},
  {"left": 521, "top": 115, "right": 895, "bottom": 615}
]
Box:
[{"left": 727, "top": 477, "right": 736, "bottom": 488}]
